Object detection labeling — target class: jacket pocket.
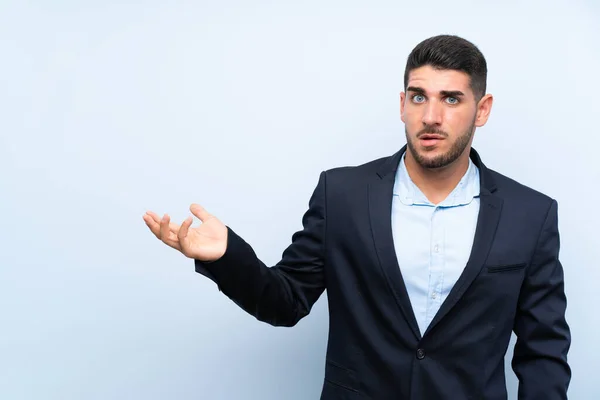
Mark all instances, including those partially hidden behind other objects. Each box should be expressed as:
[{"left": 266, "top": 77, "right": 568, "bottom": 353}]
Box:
[
  {"left": 323, "top": 360, "right": 360, "bottom": 394},
  {"left": 486, "top": 262, "right": 527, "bottom": 273}
]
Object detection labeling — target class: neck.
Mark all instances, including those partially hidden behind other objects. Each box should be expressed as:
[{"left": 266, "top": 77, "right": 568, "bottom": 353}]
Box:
[{"left": 404, "top": 149, "right": 471, "bottom": 205}]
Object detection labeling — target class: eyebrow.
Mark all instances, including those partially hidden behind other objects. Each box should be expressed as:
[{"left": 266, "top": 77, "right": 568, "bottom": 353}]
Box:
[{"left": 406, "top": 86, "right": 465, "bottom": 97}]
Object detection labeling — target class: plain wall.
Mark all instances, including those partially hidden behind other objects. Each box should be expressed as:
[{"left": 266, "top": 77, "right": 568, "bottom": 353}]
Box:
[{"left": 1, "top": 0, "right": 598, "bottom": 399}]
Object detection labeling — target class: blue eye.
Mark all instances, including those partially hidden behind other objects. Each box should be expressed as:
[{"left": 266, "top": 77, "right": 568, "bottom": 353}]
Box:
[
  {"left": 445, "top": 97, "right": 459, "bottom": 104},
  {"left": 412, "top": 94, "right": 426, "bottom": 103}
]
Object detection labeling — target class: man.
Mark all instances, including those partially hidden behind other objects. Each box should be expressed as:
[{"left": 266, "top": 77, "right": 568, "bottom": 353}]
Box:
[{"left": 143, "top": 35, "right": 571, "bottom": 399}]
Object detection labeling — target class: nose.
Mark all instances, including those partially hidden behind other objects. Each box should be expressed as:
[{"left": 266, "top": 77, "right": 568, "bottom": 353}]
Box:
[{"left": 422, "top": 102, "right": 443, "bottom": 127}]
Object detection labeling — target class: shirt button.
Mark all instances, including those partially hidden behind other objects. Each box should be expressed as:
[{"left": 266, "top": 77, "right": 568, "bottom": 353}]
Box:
[
  {"left": 416, "top": 348, "right": 426, "bottom": 360},
  {"left": 434, "top": 245, "right": 439, "bottom": 253},
  {"left": 432, "top": 292, "right": 437, "bottom": 299}
]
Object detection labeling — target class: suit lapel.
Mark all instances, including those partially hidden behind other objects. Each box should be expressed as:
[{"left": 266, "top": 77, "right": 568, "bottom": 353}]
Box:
[
  {"left": 369, "top": 148, "right": 421, "bottom": 341},
  {"left": 423, "top": 192, "right": 503, "bottom": 336},
  {"left": 423, "top": 149, "right": 503, "bottom": 336}
]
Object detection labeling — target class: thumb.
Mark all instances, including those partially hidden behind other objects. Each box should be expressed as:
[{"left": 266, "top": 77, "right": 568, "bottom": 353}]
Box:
[{"left": 190, "top": 203, "right": 212, "bottom": 222}]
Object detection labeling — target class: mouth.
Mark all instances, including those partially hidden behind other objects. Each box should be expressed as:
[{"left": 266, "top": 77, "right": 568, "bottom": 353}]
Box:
[{"left": 418, "top": 134, "right": 445, "bottom": 147}]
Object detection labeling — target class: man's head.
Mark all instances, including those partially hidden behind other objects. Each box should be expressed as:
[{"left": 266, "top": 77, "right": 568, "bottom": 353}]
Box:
[{"left": 400, "top": 35, "right": 493, "bottom": 169}]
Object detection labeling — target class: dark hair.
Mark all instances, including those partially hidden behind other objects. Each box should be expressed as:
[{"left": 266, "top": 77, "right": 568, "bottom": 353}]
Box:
[{"left": 404, "top": 35, "right": 487, "bottom": 100}]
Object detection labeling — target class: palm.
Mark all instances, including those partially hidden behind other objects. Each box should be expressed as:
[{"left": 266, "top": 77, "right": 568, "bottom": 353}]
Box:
[
  {"left": 143, "top": 203, "right": 228, "bottom": 262},
  {"left": 181, "top": 215, "right": 227, "bottom": 260}
]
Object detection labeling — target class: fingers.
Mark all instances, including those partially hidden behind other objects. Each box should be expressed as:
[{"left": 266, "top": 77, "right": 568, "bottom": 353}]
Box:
[
  {"left": 177, "top": 216, "right": 193, "bottom": 254},
  {"left": 143, "top": 209, "right": 196, "bottom": 253},
  {"left": 143, "top": 213, "right": 161, "bottom": 236},
  {"left": 145, "top": 211, "right": 180, "bottom": 232},
  {"left": 145, "top": 210, "right": 161, "bottom": 222},
  {"left": 159, "top": 214, "right": 171, "bottom": 241},
  {"left": 190, "top": 203, "right": 212, "bottom": 222},
  {"left": 143, "top": 211, "right": 182, "bottom": 251},
  {"left": 160, "top": 214, "right": 182, "bottom": 251}
]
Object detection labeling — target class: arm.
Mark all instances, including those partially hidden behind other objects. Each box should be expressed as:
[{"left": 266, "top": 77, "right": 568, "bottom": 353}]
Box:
[
  {"left": 512, "top": 199, "right": 571, "bottom": 399},
  {"left": 194, "top": 171, "right": 327, "bottom": 327}
]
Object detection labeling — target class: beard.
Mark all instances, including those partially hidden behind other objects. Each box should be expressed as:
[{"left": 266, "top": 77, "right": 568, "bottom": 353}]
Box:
[{"left": 405, "top": 121, "right": 476, "bottom": 169}]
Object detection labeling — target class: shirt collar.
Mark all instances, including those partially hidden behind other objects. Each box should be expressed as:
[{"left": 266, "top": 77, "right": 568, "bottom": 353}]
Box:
[{"left": 393, "top": 152, "right": 480, "bottom": 207}]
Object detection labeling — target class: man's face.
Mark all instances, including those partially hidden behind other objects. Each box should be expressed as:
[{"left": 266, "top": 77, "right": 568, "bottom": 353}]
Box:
[{"left": 400, "top": 65, "right": 492, "bottom": 169}]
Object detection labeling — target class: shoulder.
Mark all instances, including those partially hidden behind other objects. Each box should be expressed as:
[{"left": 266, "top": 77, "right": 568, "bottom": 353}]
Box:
[
  {"left": 483, "top": 167, "right": 557, "bottom": 225},
  {"left": 487, "top": 168, "right": 542, "bottom": 196},
  {"left": 322, "top": 154, "right": 395, "bottom": 181}
]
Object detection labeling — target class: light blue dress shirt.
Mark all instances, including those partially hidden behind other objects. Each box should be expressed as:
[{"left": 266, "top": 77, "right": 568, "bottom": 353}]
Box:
[{"left": 392, "top": 153, "right": 480, "bottom": 336}]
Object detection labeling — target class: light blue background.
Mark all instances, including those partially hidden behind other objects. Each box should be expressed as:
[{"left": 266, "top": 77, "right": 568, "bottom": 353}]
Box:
[{"left": 1, "top": 1, "right": 598, "bottom": 399}]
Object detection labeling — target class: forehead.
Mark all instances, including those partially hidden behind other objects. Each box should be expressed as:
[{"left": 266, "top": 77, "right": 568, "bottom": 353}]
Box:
[{"left": 406, "top": 65, "right": 472, "bottom": 94}]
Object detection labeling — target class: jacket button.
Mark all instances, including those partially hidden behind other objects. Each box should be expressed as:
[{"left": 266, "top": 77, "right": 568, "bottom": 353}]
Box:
[{"left": 416, "top": 348, "right": 425, "bottom": 360}]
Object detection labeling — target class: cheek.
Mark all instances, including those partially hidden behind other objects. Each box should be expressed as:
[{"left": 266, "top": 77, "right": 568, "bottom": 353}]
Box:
[
  {"left": 402, "top": 108, "right": 421, "bottom": 127},
  {"left": 443, "top": 110, "right": 474, "bottom": 132}
]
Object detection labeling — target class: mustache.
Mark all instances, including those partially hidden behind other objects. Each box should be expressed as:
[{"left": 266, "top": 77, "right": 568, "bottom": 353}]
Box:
[{"left": 416, "top": 126, "right": 448, "bottom": 138}]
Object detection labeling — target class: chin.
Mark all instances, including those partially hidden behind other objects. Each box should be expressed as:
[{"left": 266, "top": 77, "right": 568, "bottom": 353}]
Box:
[
  {"left": 418, "top": 157, "right": 447, "bottom": 169},
  {"left": 411, "top": 148, "right": 455, "bottom": 169}
]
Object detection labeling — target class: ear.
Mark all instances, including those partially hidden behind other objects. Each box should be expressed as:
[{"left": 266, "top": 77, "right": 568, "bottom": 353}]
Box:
[
  {"left": 475, "top": 94, "right": 493, "bottom": 127},
  {"left": 400, "top": 92, "right": 406, "bottom": 123}
]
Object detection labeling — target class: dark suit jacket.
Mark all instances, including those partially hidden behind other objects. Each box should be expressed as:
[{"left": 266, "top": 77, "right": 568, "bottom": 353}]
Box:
[{"left": 195, "top": 146, "right": 571, "bottom": 400}]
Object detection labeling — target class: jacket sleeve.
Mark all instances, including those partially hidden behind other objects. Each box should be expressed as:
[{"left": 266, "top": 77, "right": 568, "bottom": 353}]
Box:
[
  {"left": 512, "top": 199, "right": 571, "bottom": 399},
  {"left": 193, "top": 171, "right": 327, "bottom": 327}
]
